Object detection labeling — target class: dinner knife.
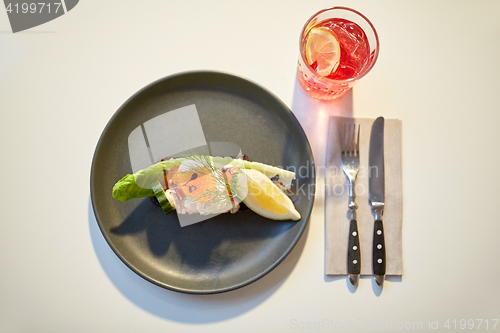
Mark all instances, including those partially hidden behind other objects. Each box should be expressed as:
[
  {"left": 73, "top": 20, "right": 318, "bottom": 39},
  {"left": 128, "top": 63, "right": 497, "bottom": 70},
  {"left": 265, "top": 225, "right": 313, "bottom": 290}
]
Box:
[{"left": 369, "top": 117, "right": 386, "bottom": 286}]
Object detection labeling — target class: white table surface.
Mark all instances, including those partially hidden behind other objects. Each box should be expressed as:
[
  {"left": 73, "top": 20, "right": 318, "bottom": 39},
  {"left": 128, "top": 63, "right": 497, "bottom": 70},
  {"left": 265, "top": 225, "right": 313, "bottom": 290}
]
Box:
[{"left": 2, "top": 1, "right": 500, "bottom": 332}]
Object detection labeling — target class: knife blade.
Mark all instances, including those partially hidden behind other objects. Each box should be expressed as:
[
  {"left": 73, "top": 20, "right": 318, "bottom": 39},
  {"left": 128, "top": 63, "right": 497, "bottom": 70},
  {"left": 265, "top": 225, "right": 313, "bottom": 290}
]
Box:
[{"left": 369, "top": 117, "right": 386, "bottom": 286}]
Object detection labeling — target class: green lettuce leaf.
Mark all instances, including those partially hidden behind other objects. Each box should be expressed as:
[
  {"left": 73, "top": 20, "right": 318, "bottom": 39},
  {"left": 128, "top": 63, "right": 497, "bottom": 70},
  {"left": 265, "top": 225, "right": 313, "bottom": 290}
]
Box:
[{"left": 112, "top": 158, "right": 181, "bottom": 201}]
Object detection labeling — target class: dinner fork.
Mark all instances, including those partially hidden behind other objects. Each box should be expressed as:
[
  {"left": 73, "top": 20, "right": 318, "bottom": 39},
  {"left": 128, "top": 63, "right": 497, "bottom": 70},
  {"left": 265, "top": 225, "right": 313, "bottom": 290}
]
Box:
[{"left": 340, "top": 123, "right": 361, "bottom": 286}]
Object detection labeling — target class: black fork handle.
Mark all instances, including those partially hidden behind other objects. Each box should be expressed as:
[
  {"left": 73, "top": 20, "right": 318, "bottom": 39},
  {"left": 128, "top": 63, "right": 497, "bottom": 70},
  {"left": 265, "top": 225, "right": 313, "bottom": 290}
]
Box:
[{"left": 347, "top": 219, "right": 361, "bottom": 274}]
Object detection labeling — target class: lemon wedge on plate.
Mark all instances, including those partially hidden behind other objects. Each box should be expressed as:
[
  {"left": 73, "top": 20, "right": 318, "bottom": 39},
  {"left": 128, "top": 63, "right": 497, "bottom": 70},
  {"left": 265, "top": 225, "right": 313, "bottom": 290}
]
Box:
[
  {"left": 240, "top": 169, "right": 301, "bottom": 221},
  {"left": 305, "top": 27, "right": 341, "bottom": 76}
]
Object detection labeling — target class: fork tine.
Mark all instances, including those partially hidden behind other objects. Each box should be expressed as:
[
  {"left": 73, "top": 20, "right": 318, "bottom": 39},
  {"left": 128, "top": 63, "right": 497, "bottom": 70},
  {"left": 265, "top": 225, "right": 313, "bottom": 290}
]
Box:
[
  {"left": 345, "top": 124, "right": 349, "bottom": 156},
  {"left": 347, "top": 123, "right": 351, "bottom": 156},
  {"left": 349, "top": 124, "right": 354, "bottom": 156},
  {"left": 342, "top": 123, "right": 347, "bottom": 155},
  {"left": 356, "top": 124, "right": 360, "bottom": 156}
]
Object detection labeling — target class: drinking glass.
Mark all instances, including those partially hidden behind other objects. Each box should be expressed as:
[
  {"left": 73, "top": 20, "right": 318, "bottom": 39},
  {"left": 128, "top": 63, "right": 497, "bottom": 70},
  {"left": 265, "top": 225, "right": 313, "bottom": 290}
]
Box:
[{"left": 297, "top": 7, "right": 379, "bottom": 100}]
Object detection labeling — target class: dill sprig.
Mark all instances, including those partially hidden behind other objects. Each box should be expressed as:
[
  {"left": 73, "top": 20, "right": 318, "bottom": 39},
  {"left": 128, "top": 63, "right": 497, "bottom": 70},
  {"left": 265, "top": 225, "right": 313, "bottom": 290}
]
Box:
[{"left": 175, "top": 149, "right": 244, "bottom": 214}]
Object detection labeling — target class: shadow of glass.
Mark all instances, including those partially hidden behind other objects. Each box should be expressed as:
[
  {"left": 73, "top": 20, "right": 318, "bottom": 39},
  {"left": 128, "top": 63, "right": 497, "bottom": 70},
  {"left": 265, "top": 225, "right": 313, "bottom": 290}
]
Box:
[
  {"left": 291, "top": 76, "right": 354, "bottom": 175},
  {"left": 291, "top": 77, "right": 353, "bottom": 142},
  {"left": 88, "top": 197, "right": 310, "bottom": 323}
]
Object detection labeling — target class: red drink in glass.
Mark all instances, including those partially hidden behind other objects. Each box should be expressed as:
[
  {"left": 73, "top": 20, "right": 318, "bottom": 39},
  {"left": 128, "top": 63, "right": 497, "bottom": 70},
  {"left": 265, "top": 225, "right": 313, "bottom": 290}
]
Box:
[{"left": 297, "top": 7, "right": 379, "bottom": 100}]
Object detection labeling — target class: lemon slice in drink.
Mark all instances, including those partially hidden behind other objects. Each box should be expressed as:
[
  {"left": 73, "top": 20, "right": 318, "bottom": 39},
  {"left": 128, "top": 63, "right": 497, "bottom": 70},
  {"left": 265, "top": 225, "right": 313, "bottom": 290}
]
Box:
[
  {"left": 305, "top": 27, "right": 341, "bottom": 76},
  {"left": 240, "top": 169, "right": 301, "bottom": 221}
]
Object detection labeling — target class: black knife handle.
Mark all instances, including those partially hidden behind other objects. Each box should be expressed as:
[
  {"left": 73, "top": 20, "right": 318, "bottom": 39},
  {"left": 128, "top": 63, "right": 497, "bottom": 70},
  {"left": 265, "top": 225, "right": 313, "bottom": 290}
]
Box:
[
  {"left": 372, "top": 220, "right": 386, "bottom": 275},
  {"left": 347, "top": 219, "right": 361, "bottom": 275}
]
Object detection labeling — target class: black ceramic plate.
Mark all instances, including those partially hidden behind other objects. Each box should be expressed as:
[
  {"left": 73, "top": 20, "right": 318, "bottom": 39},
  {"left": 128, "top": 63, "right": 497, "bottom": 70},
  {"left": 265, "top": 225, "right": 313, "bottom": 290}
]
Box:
[{"left": 90, "top": 71, "right": 315, "bottom": 294}]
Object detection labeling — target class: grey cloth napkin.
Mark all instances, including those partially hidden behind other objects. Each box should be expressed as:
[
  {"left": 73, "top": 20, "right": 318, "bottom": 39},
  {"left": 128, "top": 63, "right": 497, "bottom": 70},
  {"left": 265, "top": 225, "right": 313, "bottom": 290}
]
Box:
[{"left": 325, "top": 116, "right": 403, "bottom": 276}]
